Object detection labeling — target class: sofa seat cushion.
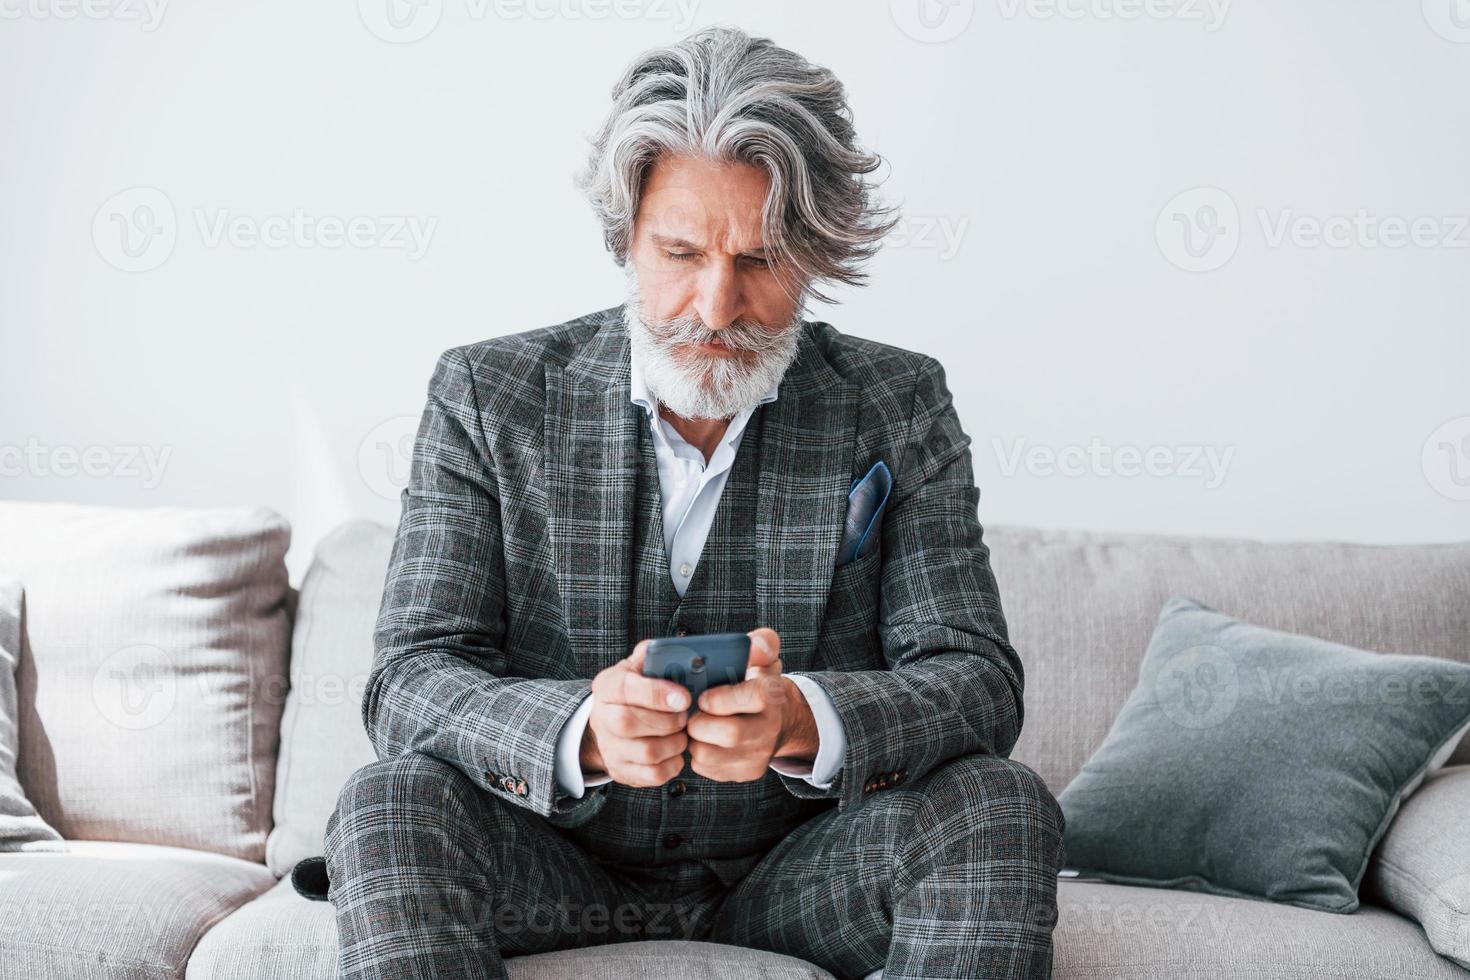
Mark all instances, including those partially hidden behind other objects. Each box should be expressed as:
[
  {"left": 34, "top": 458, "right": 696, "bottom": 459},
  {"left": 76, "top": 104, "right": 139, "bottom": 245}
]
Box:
[
  {"left": 0, "top": 840, "right": 274, "bottom": 980},
  {"left": 1056, "top": 879, "right": 1468, "bottom": 979},
  {"left": 187, "top": 878, "right": 839, "bottom": 979}
]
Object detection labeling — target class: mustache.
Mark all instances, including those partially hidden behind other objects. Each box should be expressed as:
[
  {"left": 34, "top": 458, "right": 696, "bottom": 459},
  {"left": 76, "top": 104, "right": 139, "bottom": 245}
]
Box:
[{"left": 645, "top": 313, "right": 797, "bottom": 355}]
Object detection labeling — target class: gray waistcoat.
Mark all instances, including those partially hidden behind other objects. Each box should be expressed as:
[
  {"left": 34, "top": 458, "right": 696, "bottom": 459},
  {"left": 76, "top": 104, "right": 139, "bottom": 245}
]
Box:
[{"left": 559, "top": 402, "right": 832, "bottom": 875}]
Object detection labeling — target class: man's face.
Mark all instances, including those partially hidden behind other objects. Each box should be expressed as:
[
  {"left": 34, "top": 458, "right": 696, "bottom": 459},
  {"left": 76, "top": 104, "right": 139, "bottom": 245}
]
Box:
[{"left": 622, "top": 154, "right": 806, "bottom": 421}]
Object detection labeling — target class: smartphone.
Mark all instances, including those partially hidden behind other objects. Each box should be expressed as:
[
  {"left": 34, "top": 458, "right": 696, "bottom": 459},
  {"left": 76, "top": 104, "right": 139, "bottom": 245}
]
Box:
[{"left": 641, "top": 632, "right": 751, "bottom": 714}]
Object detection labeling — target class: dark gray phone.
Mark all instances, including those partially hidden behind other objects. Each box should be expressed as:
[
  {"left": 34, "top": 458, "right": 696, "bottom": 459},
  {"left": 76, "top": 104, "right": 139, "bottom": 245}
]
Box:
[{"left": 642, "top": 632, "right": 751, "bottom": 714}]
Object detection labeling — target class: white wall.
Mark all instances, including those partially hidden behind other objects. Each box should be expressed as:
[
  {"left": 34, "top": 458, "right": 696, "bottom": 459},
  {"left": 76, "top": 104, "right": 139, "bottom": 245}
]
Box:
[{"left": 2, "top": 0, "right": 1467, "bottom": 585}]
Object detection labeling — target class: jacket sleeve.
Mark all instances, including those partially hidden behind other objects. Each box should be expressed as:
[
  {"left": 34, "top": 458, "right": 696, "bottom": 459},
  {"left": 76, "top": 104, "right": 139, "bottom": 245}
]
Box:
[
  {"left": 773, "top": 355, "right": 1025, "bottom": 811},
  {"left": 362, "top": 347, "right": 609, "bottom": 828}
]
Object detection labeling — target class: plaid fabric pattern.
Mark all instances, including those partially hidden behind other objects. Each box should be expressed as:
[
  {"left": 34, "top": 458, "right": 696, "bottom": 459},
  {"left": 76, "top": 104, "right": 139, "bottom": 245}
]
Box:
[
  {"left": 552, "top": 397, "right": 834, "bottom": 874},
  {"left": 326, "top": 748, "right": 1064, "bottom": 979},
  {"left": 335, "top": 305, "right": 1063, "bottom": 977}
]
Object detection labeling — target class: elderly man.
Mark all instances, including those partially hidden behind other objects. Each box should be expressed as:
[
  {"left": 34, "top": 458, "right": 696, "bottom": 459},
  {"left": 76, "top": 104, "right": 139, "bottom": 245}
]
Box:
[{"left": 322, "top": 24, "right": 1065, "bottom": 980}]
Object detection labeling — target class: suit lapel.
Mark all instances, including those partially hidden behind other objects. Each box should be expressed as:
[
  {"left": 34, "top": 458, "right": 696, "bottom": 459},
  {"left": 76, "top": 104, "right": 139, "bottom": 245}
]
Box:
[
  {"left": 754, "top": 330, "right": 859, "bottom": 666},
  {"left": 543, "top": 305, "right": 859, "bottom": 668},
  {"left": 543, "top": 309, "right": 640, "bottom": 671}
]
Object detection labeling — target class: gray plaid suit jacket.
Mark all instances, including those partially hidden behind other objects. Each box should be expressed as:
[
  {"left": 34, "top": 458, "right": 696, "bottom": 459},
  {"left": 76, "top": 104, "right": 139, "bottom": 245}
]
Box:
[{"left": 364, "top": 303, "right": 1025, "bottom": 844}]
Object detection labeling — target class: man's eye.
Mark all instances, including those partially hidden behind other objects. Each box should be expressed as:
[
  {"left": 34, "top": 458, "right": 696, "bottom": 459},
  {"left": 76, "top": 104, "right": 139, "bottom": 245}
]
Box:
[
  {"left": 666, "top": 251, "right": 697, "bottom": 262},
  {"left": 744, "top": 256, "right": 769, "bottom": 268}
]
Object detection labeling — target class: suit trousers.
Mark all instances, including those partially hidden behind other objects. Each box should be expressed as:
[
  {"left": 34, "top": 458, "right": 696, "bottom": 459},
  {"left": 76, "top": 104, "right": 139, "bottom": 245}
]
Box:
[{"left": 324, "top": 751, "right": 1066, "bottom": 980}]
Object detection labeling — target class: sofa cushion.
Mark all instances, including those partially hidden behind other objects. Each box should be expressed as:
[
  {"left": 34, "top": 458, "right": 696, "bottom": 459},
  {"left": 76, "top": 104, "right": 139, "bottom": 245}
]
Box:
[
  {"left": 1364, "top": 764, "right": 1470, "bottom": 969},
  {"left": 0, "top": 840, "right": 274, "bottom": 980},
  {"left": 1057, "top": 597, "right": 1470, "bottom": 913},
  {"left": 0, "top": 578, "right": 62, "bottom": 850},
  {"left": 266, "top": 521, "right": 390, "bottom": 877},
  {"left": 1056, "top": 879, "right": 1469, "bottom": 979},
  {"left": 0, "top": 501, "right": 292, "bottom": 861},
  {"left": 183, "top": 875, "right": 1468, "bottom": 980},
  {"left": 984, "top": 526, "right": 1470, "bottom": 795},
  {"left": 186, "top": 877, "right": 840, "bottom": 979}
]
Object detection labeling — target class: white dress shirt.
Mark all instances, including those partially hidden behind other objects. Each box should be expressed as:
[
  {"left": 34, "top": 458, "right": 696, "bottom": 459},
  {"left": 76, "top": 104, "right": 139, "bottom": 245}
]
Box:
[{"left": 552, "top": 347, "right": 848, "bottom": 798}]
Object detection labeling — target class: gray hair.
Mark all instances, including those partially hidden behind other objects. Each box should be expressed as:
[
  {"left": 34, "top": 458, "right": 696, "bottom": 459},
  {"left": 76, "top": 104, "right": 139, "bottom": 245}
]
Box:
[{"left": 574, "top": 25, "right": 899, "bottom": 306}]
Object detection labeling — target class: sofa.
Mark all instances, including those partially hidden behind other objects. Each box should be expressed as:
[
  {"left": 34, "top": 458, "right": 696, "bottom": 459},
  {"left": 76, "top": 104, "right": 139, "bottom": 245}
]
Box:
[{"left": 0, "top": 499, "right": 1466, "bottom": 979}]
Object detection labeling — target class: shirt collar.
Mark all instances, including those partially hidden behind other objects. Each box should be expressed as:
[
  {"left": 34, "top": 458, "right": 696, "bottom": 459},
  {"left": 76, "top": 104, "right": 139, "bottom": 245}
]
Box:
[{"left": 628, "top": 343, "right": 780, "bottom": 418}]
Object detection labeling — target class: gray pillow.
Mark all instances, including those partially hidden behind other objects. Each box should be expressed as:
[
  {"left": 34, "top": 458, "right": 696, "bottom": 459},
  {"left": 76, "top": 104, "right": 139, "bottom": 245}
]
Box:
[
  {"left": 1058, "top": 596, "right": 1470, "bottom": 914},
  {"left": 0, "top": 580, "right": 63, "bottom": 851},
  {"left": 1364, "top": 764, "right": 1470, "bottom": 968}
]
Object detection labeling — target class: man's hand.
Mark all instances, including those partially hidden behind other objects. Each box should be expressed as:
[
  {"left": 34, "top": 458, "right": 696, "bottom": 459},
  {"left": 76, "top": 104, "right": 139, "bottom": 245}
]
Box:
[
  {"left": 581, "top": 640, "right": 692, "bottom": 788},
  {"left": 687, "top": 627, "right": 819, "bottom": 783}
]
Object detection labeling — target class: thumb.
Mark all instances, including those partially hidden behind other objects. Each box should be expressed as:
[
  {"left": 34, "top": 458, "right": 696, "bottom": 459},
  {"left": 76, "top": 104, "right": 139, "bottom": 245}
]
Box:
[
  {"left": 625, "top": 638, "right": 650, "bottom": 673},
  {"left": 745, "top": 628, "right": 783, "bottom": 679}
]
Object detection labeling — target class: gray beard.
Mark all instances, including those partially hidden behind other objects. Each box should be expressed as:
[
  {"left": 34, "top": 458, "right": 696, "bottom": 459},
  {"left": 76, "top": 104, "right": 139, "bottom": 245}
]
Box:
[{"left": 621, "top": 273, "right": 804, "bottom": 421}]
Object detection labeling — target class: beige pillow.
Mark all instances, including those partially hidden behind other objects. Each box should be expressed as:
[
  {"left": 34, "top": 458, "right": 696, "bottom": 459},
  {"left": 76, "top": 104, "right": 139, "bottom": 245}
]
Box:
[
  {"left": 0, "top": 579, "right": 62, "bottom": 850},
  {"left": 266, "top": 521, "right": 389, "bottom": 876},
  {"left": 1364, "top": 764, "right": 1470, "bottom": 969},
  {"left": 0, "top": 501, "right": 291, "bottom": 861}
]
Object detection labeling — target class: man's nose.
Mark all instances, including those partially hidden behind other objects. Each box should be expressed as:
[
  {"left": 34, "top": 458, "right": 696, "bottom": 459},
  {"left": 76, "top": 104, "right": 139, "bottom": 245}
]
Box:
[{"left": 693, "top": 261, "right": 744, "bottom": 332}]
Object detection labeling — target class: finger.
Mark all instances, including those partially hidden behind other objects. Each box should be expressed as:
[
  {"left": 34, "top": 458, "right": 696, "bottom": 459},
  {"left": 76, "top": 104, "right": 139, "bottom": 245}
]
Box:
[
  {"left": 596, "top": 655, "right": 692, "bottom": 712},
  {"left": 746, "top": 627, "right": 781, "bottom": 673},
  {"left": 745, "top": 655, "right": 784, "bottom": 680},
  {"left": 698, "top": 676, "right": 772, "bottom": 716},
  {"left": 686, "top": 710, "right": 742, "bottom": 747},
  {"left": 625, "top": 638, "right": 650, "bottom": 672},
  {"left": 609, "top": 730, "right": 688, "bottom": 768},
  {"left": 602, "top": 703, "right": 689, "bottom": 738},
  {"left": 614, "top": 757, "right": 685, "bottom": 789}
]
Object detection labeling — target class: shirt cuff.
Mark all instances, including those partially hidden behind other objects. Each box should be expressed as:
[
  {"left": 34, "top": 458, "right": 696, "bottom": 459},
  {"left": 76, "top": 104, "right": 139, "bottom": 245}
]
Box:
[
  {"left": 769, "top": 673, "right": 846, "bottom": 790},
  {"left": 554, "top": 692, "right": 612, "bottom": 798}
]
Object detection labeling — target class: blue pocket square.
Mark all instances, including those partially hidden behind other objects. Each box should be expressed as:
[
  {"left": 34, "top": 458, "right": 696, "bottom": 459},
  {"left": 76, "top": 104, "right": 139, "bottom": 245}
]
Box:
[{"left": 836, "top": 459, "right": 892, "bottom": 566}]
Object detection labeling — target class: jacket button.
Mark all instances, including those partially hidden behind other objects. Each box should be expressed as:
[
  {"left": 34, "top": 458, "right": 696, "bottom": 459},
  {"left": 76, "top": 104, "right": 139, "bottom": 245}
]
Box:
[
  {"left": 674, "top": 626, "right": 690, "bottom": 637},
  {"left": 669, "top": 780, "right": 687, "bottom": 796},
  {"left": 663, "top": 833, "right": 683, "bottom": 848},
  {"left": 515, "top": 779, "right": 528, "bottom": 796}
]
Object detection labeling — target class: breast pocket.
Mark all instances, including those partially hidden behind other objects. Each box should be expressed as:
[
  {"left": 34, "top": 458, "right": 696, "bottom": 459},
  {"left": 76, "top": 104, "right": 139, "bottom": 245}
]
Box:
[{"left": 814, "top": 545, "right": 884, "bottom": 670}]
